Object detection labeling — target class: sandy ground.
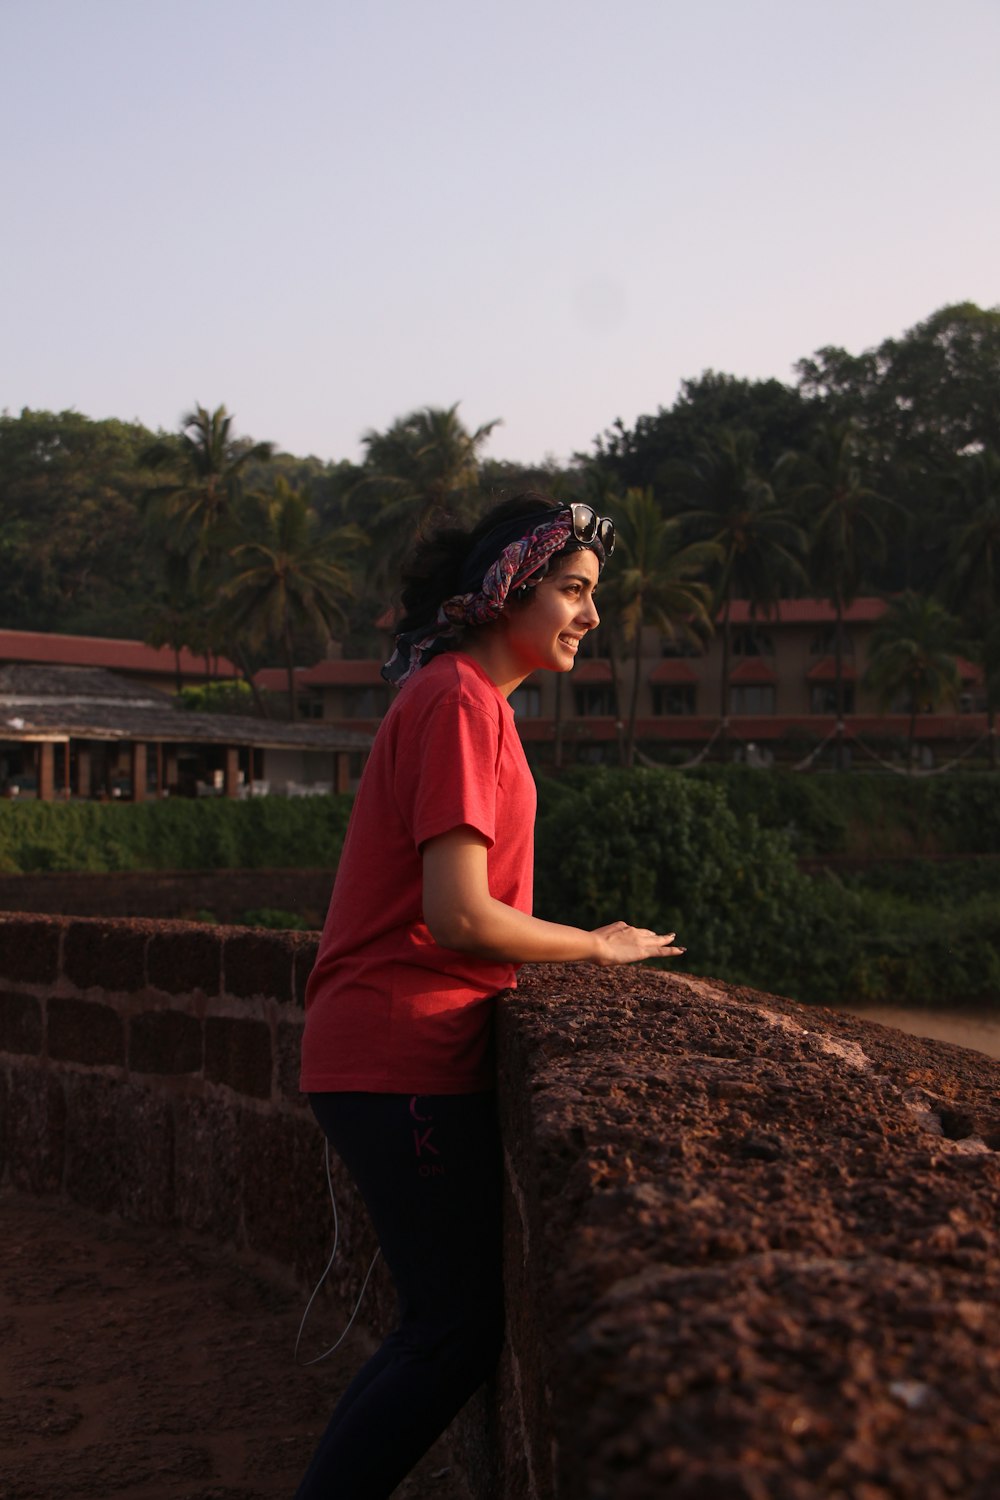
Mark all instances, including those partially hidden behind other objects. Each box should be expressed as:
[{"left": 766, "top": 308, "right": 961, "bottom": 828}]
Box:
[
  {"left": 837, "top": 1004, "right": 1000, "bottom": 1060},
  {"left": 0, "top": 1191, "right": 468, "bottom": 1500}
]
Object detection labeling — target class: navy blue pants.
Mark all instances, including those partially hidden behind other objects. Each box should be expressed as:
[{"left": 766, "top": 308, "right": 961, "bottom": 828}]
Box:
[{"left": 294, "top": 1091, "right": 504, "bottom": 1500}]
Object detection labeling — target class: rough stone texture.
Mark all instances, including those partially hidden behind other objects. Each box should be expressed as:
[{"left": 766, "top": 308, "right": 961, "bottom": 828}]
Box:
[
  {"left": 147, "top": 924, "right": 223, "bottom": 996},
  {"left": 494, "top": 965, "right": 1000, "bottom": 1500},
  {"left": 205, "top": 1015, "right": 272, "bottom": 1099},
  {"left": 129, "top": 1008, "right": 203, "bottom": 1075},
  {"left": 223, "top": 930, "right": 295, "bottom": 1003},
  {"left": 62, "top": 1073, "right": 121, "bottom": 1215},
  {"left": 62, "top": 918, "right": 148, "bottom": 994},
  {"left": 6, "top": 1065, "right": 66, "bottom": 1195},
  {"left": 48, "top": 997, "right": 124, "bottom": 1067},
  {"left": 276, "top": 1017, "right": 305, "bottom": 1103},
  {"left": 294, "top": 935, "right": 321, "bottom": 1009},
  {"left": 0, "top": 991, "right": 43, "bottom": 1055},
  {"left": 173, "top": 1095, "right": 245, "bottom": 1243},
  {"left": 0, "top": 913, "right": 63, "bottom": 984},
  {"left": 115, "top": 1083, "right": 175, "bottom": 1224}
]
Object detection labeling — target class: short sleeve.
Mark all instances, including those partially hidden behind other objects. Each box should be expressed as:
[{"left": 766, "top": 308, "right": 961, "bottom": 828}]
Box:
[{"left": 396, "top": 696, "right": 503, "bottom": 852}]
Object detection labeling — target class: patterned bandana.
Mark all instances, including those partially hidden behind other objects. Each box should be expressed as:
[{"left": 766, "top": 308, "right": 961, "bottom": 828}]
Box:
[{"left": 382, "top": 513, "right": 574, "bottom": 686}]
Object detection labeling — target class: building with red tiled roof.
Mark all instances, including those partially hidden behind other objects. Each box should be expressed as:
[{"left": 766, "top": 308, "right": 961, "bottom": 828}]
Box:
[{"left": 0, "top": 629, "right": 239, "bottom": 687}]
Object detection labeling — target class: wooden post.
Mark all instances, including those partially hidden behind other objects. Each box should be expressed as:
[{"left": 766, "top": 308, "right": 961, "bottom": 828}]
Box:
[
  {"left": 63, "top": 741, "right": 71, "bottom": 799},
  {"left": 37, "top": 743, "right": 55, "bottom": 801},
  {"left": 131, "top": 742, "right": 147, "bottom": 802},
  {"left": 77, "top": 745, "right": 92, "bottom": 799},
  {"left": 334, "top": 751, "right": 350, "bottom": 794},
  {"left": 224, "top": 745, "right": 240, "bottom": 798}
]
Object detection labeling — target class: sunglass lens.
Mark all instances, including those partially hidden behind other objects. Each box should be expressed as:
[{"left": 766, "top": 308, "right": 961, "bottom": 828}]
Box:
[
  {"left": 570, "top": 504, "right": 598, "bottom": 543},
  {"left": 598, "top": 518, "right": 615, "bottom": 555}
]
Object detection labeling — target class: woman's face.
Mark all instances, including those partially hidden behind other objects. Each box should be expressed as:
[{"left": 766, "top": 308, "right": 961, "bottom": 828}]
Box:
[{"left": 501, "top": 549, "right": 601, "bottom": 675}]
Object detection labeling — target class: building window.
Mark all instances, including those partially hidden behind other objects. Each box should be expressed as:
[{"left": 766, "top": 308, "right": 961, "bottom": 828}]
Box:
[
  {"left": 809, "top": 628, "right": 854, "bottom": 656},
  {"left": 344, "top": 686, "right": 389, "bottom": 719},
  {"left": 732, "top": 629, "right": 775, "bottom": 657},
  {"left": 652, "top": 685, "right": 696, "bottom": 716},
  {"left": 729, "top": 684, "right": 776, "bottom": 715},
  {"left": 810, "top": 684, "right": 855, "bottom": 714},
  {"left": 510, "top": 684, "right": 542, "bottom": 719},
  {"left": 573, "top": 684, "right": 617, "bottom": 717},
  {"left": 297, "top": 692, "right": 325, "bottom": 720}
]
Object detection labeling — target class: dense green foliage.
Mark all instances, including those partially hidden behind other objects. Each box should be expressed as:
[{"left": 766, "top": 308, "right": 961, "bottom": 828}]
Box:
[
  {"left": 0, "top": 796, "right": 353, "bottom": 874},
  {"left": 533, "top": 768, "right": 1000, "bottom": 1009},
  {"left": 684, "top": 766, "right": 1000, "bottom": 857}
]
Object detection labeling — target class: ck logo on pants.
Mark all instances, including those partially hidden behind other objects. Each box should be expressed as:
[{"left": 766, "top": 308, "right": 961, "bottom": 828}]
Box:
[{"left": 410, "top": 1096, "right": 445, "bottom": 1176}]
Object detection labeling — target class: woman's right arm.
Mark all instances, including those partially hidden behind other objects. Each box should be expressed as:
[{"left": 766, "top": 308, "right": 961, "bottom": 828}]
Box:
[{"left": 422, "top": 827, "right": 684, "bottom": 967}]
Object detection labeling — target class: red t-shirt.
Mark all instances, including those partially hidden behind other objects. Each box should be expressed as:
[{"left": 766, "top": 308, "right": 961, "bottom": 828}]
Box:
[{"left": 300, "top": 652, "right": 536, "bottom": 1094}]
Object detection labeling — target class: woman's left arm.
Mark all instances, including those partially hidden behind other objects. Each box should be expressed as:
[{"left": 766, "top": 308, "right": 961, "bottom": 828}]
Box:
[{"left": 422, "top": 827, "right": 682, "bottom": 967}]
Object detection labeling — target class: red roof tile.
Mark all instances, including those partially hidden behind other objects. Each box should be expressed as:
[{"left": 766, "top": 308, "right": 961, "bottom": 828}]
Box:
[
  {"left": 255, "top": 660, "right": 386, "bottom": 690},
  {"left": 0, "top": 629, "right": 237, "bottom": 679},
  {"left": 724, "top": 598, "right": 887, "bottom": 626},
  {"left": 806, "top": 656, "right": 858, "bottom": 682},
  {"left": 729, "top": 659, "right": 777, "bottom": 684},
  {"left": 649, "top": 660, "right": 699, "bottom": 684},
  {"left": 571, "top": 660, "right": 613, "bottom": 684}
]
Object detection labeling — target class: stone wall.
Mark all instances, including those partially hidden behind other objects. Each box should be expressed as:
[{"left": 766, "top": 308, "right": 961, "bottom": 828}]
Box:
[{"left": 1, "top": 912, "right": 999, "bottom": 1499}]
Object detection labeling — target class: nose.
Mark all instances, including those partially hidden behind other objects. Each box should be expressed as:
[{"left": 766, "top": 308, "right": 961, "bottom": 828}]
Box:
[{"left": 580, "top": 592, "right": 600, "bottom": 630}]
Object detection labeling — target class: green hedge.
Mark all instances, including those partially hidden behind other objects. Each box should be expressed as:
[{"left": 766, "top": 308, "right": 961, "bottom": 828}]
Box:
[
  {"left": 0, "top": 796, "right": 353, "bottom": 874},
  {"left": 684, "top": 765, "right": 1000, "bottom": 856},
  {"left": 534, "top": 769, "right": 1000, "bottom": 1010}
]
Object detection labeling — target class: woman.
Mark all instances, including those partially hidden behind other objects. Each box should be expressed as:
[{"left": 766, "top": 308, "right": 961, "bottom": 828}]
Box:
[{"left": 296, "top": 493, "right": 683, "bottom": 1498}]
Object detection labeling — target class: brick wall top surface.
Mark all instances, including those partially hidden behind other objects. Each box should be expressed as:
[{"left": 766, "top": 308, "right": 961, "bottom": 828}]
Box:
[
  {"left": 0, "top": 913, "right": 65, "bottom": 985},
  {"left": 497, "top": 964, "right": 1000, "bottom": 1500}
]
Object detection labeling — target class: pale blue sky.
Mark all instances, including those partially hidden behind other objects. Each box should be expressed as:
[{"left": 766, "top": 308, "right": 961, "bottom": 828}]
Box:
[{"left": 3, "top": 0, "right": 998, "bottom": 465}]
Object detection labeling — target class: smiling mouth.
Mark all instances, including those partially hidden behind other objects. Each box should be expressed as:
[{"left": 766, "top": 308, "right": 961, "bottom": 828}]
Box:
[{"left": 559, "top": 635, "right": 580, "bottom": 652}]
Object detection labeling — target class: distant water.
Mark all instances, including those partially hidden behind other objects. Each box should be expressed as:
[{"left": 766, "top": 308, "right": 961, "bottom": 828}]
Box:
[{"left": 837, "top": 1004, "right": 1000, "bottom": 1061}]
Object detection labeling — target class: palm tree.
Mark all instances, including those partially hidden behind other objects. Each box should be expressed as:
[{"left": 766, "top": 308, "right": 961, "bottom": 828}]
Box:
[
  {"left": 356, "top": 404, "right": 500, "bottom": 595},
  {"left": 779, "top": 420, "right": 896, "bottom": 765},
  {"left": 602, "top": 488, "right": 719, "bottom": 766},
  {"left": 219, "top": 479, "right": 364, "bottom": 720},
  {"left": 863, "top": 593, "right": 962, "bottom": 770},
  {"left": 144, "top": 404, "right": 275, "bottom": 572},
  {"left": 675, "top": 430, "right": 806, "bottom": 732}
]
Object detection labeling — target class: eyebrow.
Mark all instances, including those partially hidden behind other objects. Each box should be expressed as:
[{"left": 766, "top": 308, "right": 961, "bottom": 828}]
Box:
[{"left": 560, "top": 573, "right": 596, "bottom": 588}]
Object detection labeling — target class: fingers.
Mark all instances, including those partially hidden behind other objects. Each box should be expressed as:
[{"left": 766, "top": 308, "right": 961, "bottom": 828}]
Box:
[{"left": 596, "top": 924, "right": 686, "bottom": 966}]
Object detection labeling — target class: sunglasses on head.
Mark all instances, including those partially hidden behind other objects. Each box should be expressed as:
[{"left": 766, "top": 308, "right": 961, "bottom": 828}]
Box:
[{"left": 564, "top": 504, "right": 615, "bottom": 557}]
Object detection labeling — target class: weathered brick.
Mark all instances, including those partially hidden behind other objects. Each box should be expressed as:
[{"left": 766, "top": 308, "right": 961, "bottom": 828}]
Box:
[
  {"left": 205, "top": 1016, "right": 271, "bottom": 1099},
  {"left": 174, "top": 1095, "right": 243, "bottom": 1241},
  {"left": 146, "top": 927, "right": 222, "bottom": 997},
  {"left": 222, "top": 931, "right": 294, "bottom": 1003},
  {"left": 0, "top": 915, "right": 63, "bottom": 985},
  {"left": 129, "top": 1009, "right": 203, "bottom": 1075},
  {"left": 48, "top": 997, "right": 124, "bottom": 1067},
  {"left": 275, "top": 1018, "right": 306, "bottom": 1104},
  {"left": 7, "top": 1064, "right": 66, "bottom": 1194},
  {"left": 0, "top": 992, "right": 43, "bottom": 1056},
  {"left": 115, "top": 1084, "right": 175, "bottom": 1224},
  {"left": 241, "top": 1109, "right": 345, "bottom": 1281},
  {"left": 293, "top": 936, "right": 320, "bottom": 1010},
  {"left": 63, "top": 1073, "right": 120, "bottom": 1214},
  {"left": 63, "top": 920, "right": 146, "bottom": 994}
]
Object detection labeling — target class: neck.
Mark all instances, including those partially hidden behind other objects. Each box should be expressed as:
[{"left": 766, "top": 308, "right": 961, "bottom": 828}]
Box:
[{"left": 458, "top": 630, "right": 528, "bottom": 699}]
